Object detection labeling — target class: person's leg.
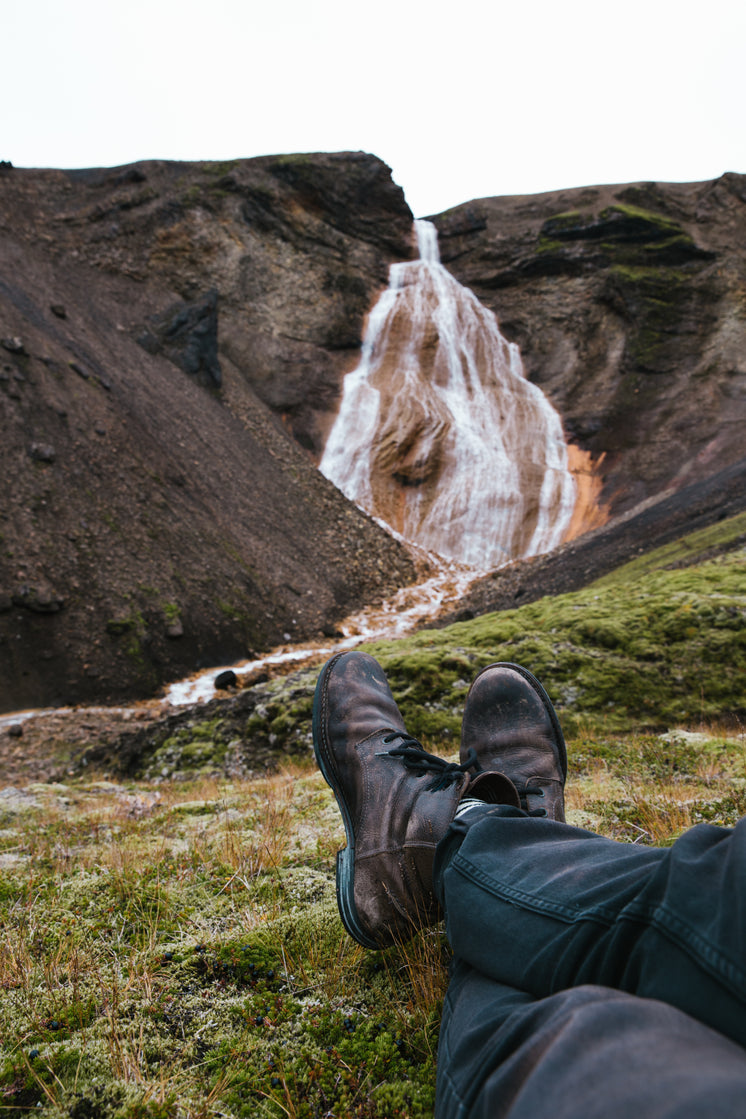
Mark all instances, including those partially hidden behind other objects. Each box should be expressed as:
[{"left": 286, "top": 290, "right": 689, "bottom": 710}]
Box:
[
  {"left": 440, "top": 662, "right": 746, "bottom": 1049},
  {"left": 435, "top": 807, "right": 746, "bottom": 1049},
  {"left": 436, "top": 958, "right": 746, "bottom": 1119},
  {"left": 313, "top": 652, "right": 746, "bottom": 1118}
]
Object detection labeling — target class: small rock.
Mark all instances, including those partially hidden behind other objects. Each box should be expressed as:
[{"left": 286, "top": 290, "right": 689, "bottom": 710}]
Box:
[
  {"left": 114, "top": 167, "right": 147, "bottom": 186},
  {"left": 8, "top": 723, "right": 23, "bottom": 738},
  {"left": 215, "top": 669, "right": 237, "bottom": 690},
  {"left": 12, "top": 585, "right": 64, "bottom": 613},
  {"left": 28, "top": 443, "right": 56, "bottom": 464},
  {"left": 1, "top": 337, "right": 25, "bottom": 355},
  {"left": 50, "top": 304, "right": 67, "bottom": 319}
]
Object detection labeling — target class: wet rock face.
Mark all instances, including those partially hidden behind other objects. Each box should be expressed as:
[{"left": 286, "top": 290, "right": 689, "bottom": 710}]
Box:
[
  {"left": 0, "top": 153, "right": 416, "bottom": 712},
  {"left": 431, "top": 175, "right": 746, "bottom": 516}
]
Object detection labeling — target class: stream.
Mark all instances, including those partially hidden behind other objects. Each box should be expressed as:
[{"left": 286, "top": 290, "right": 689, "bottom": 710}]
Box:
[{"left": 0, "top": 554, "right": 480, "bottom": 729}]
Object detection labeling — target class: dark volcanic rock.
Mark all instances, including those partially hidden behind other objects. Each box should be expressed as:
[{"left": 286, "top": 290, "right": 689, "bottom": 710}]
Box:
[
  {"left": 214, "top": 669, "right": 238, "bottom": 690},
  {"left": 4, "top": 154, "right": 744, "bottom": 714},
  {"left": 137, "top": 288, "right": 222, "bottom": 389},
  {"left": 0, "top": 152, "right": 416, "bottom": 712},
  {"left": 431, "top": 175, "right": 746, "bottom": 519}
]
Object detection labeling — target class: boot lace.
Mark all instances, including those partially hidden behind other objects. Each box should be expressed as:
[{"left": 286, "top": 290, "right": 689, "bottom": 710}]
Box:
[
  {"left": 514, "top": 784, "right": 548, "bottom": 817},
  {"left": 379, "top": 732, "right": 480, "bottom": 792}
]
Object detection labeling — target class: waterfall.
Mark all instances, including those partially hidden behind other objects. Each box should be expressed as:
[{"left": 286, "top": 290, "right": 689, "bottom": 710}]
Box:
[{"left": 320, "top": 220, "right": 576, "bottom": 570}]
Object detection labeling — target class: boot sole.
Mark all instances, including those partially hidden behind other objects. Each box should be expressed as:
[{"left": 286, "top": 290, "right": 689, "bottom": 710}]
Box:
[{"left": 312, "top": 654, "right": 379, "bottom": 949}]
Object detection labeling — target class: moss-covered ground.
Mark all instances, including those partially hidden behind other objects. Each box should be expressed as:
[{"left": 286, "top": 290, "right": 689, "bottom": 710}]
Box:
[{"left": 2, "top": 527, "right": 745, "bottom": 1116}]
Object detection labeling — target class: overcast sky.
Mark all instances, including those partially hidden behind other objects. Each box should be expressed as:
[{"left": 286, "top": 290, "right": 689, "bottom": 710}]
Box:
[{"left": 4, "top": 0, "right": 744, "bottom": 218}]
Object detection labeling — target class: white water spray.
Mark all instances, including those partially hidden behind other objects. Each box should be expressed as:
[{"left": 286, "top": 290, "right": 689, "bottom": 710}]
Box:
[{"left": 320, "top": 221, "right": 576, "bottom": 569}]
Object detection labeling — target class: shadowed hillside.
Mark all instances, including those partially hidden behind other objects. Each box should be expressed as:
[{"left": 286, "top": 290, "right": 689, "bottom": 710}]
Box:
[{"left": 0, "top": 155, "right": 416, "bottom": 711}]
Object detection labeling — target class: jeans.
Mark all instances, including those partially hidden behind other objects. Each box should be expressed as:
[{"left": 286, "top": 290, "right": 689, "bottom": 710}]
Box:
[{"left": 432, "top": 807, "right": 746, "bottom": 1118}]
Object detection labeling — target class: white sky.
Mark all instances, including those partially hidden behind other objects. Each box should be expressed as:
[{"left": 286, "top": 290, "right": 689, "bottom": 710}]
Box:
[{"left": 3, "top": 0, "right": 745, "bottom": 218}]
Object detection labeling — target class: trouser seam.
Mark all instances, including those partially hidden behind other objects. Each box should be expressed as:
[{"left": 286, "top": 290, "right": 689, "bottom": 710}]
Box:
[
  {"left": 451, "top": 853, "right": 746, "bottom": 1002},
  {"left": 451, "top": 853, "right": 616, "bottom": 924},
  {"left": 437, "top": 989, "right": 504, "bottom": 1119},
  {"left": 436, "top": 998, "right": 465, "bottom": 1119},
  {"left": 630, "top": 902, "right": 746, "bottom": 1000}
]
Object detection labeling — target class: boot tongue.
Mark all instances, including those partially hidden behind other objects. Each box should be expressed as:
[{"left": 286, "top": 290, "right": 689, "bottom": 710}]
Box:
[{"left": 466, "top": 771, "right": 522, "bottom": 809}]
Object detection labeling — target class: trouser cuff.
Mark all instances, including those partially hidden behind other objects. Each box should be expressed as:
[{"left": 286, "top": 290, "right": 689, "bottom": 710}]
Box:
[{"left": 434, "top": 803, "right": 526, "bottom": 907}]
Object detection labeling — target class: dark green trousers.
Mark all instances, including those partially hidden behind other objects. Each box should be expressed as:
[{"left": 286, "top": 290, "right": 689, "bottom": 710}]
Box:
[{"left": 433, "top": 808, "right": 746, "bottom": 1117}]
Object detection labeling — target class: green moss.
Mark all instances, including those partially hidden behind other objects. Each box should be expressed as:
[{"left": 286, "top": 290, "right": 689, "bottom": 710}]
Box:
[
  {"left": 600, "top": 202, "right": 682, "bottom": 236},
  {"left": 544, "top": 209, "right": 583, "bottom": 227},
  {"left": 105, "top": 612, "right": 144, "bottom": 637},
  {"left": 606, "top": 262, "right": 691, "bottom": 369},
  {"left": 352, "top": 552, "right": 746, "bottom": 738},
  {"left": 535, "top": 236, "right": 564, "bottom": 255},
  {"left": 179, "top": 183, "right": 202, "bottom": 207},
  {"left": 216, "top": 598, "right": 243, "bottom": 620},
  {"left": 269, "top": 153, "right": 313, "bottom": 168},
  {"left": 606, "top": 262, "right": 688, "bottom": 285},
  {"left": 144, "top": 719, "right": 229, "bottom": 777},
  {"left": 536, "top": 201, "right": 705, "bottom": 283},
  {"left": 539, "top": 210, "right": 588, "bottom": 241},
  {"left": 591, "top": 512, "right": 746, "bottom": 587}
]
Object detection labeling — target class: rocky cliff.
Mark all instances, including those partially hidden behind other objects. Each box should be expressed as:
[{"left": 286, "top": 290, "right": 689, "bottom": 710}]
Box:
[
  {"left": 0, "top": 154, "right": 416, "bottom": 712},
  {"left": 430, "top": 175, "right": 746, "bottom": 516}
]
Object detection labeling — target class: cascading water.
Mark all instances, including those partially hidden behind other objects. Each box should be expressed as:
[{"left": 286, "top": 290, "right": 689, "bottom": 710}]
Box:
[{"left": 320, "top": 220, "right": 577, "bottom": 570}]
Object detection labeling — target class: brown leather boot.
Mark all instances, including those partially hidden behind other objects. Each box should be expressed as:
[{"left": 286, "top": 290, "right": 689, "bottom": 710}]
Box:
[
  {"left": 460, "top": 662, "right": 567, "bottom": 822},
  {"left": 313, "top": 650, "right": 519, "bottom": 947}
]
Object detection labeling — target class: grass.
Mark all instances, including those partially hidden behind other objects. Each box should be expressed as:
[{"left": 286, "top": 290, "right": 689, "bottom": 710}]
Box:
[
  {"left": 0, "top": 769, "right": 444, "bottom": 1117},
  {"left": 2, "top": 524, "right": 746, "bottom": 1115},
  {"left": 1, "top": 718, "right": 745, "bottom": 1117}
]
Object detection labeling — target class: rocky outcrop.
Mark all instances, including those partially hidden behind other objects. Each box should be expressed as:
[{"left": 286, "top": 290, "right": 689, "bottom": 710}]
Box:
[
  {"left": 0, "top": 153, "right": 416, "bottom": 712},
  {"left": 430, "top": 175, "right": 746, "bottom": 517},
  {"left": 136, "top": 288, "right": 222, "bottom": 389}
]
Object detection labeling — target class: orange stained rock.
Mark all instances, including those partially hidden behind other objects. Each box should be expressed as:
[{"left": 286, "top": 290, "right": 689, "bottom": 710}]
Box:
[{"left": 563, "top": 445, "right": 610, "bottom": 542}]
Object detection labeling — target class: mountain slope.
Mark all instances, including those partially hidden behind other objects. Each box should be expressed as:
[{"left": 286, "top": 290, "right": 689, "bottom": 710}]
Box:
[{"left": 0, "top": 154, "right": 416, "bottom": 711}]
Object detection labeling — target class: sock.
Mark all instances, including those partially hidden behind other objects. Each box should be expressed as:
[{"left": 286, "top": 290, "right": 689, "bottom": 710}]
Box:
[{"left": 454, "top": 797, "right": 491, "bottom": 819}]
